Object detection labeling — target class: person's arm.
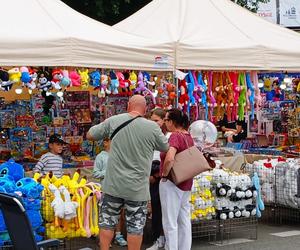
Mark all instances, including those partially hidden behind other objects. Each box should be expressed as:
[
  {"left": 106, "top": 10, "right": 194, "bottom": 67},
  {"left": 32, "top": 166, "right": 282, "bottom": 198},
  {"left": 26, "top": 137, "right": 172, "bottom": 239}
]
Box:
[
  {"left": 162, "top": 147, "right": 177, "bottom": 177},
  {"left": 87, "top": 118, "right": 110, "bottom": 141},
  {"left": 33, "top": 156, "right": 46, "bottom": 174},
  {"left": 153, "top": 125, "right": 169, "bottom": 152},
  {"left": 93, "top": 153, "right": 107, "bottom": 179}
]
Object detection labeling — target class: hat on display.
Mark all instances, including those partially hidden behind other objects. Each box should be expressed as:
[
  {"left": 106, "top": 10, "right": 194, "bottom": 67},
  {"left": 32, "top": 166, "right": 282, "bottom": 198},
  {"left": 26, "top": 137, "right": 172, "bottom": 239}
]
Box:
[{"left": 49, "top": 134, "right": 65, "bottom": 144}]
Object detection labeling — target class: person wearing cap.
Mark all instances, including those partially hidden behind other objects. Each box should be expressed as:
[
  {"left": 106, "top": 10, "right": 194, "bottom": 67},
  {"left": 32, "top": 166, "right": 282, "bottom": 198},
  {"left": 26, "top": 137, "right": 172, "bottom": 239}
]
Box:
[{"left": 33, "top": 134, "right": 65, "bottom": 178}]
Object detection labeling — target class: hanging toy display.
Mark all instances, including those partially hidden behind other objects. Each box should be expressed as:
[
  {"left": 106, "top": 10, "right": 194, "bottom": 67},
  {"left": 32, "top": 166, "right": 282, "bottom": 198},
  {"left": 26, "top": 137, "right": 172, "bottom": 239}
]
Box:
[
  {"left": 78, "top": 69, "right": 90, "bottom": 89},
  {"left": 134, "top": 72, "right": 156, "bottom": 104},
  {"left": 8, "top": 67, "right": 21, "bottom": 83},
  {"left": 60, "top": 69, "right": 71, "bottom": 88},
  {"left": 98, "top": 74, "right": 111, "bottom": 98},
  {"left": 69, "top": 70, "right": 81, "bottom": 87},
  {"left": 178, "top": 79, "right": 189, "bottom": 111},
  {"left": 246, "top": 73, "right": 255, "bottom": 120},
  {"left": 37, "top": 70, "right": 52, "bottom": 92},
  {"left": 197, "top": 72, "right": 208, "bottom": 120},
  {"left": 207, "top": 71, "right": 216, "bottom": 121},
  {"left": 0, "top": 69, "right": 13, "bottom": 91},
  {"left": 109, "top": 71, "right": 119, "bottom": 94},
  {"left": 230, "top": 72, "right": 239, "bottom": 121},
  {"left": 129, "top": 71, "right": 137, "bottom": 92},
  {"left": 251, "top": 71, "right": 262, "bottom": 114},
  {"left": 51, "top": 69, "right": 63, "bottom": 90},
  {"left": 224, "top": 72, "right": 234, "bottom": 122},
  {"left": 238, "top": 73, "right": 247, "bottom": 121},
  {"left": 89, "top": 70, "right": 101, "bottom": 89}
]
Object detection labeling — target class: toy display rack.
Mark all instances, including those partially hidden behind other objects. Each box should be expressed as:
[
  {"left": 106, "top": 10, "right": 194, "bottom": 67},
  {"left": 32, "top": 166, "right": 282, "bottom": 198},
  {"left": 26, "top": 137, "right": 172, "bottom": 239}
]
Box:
[{"left": 244, "top": 159, "right": 300, "bottom": 225}]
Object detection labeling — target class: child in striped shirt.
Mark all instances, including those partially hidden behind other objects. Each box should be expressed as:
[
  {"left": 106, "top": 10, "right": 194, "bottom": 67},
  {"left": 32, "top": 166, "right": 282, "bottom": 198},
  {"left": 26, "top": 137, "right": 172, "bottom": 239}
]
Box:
[{"left": 33, "top": 134, "right": 65, "bottom": 178}]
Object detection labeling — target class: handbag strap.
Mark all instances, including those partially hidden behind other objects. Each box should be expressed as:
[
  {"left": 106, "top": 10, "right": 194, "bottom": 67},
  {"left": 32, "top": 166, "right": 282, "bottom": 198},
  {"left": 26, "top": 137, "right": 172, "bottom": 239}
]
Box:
[
  {"left": 179, "top": 132, "right": 192, "bottom": 149},
  {"left": 110, "top": 115, "right": 141, "bottom": 140}
]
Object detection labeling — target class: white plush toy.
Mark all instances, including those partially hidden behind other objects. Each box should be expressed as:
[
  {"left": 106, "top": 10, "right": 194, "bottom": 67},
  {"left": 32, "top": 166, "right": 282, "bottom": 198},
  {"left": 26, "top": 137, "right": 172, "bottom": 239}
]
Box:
[
  {"left": 49, "top": 184, "right": 65, "bottom": 219},
  {"left": 59, "top": 185, "right": 79, "bottom": 220}
]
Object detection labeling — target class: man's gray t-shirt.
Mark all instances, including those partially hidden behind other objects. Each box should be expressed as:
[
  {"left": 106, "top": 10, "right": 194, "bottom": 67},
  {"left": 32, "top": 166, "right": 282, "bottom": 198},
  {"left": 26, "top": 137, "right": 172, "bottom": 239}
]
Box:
[{"left": 89, "top": 113, "right": 169, "bottom": 201}]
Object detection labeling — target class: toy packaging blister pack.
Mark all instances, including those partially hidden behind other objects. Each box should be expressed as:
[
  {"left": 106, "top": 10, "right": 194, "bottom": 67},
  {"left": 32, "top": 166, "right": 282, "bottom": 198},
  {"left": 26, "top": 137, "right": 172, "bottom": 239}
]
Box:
[{"left": 0, "top": 110, "right": 16, "bottom": 128}]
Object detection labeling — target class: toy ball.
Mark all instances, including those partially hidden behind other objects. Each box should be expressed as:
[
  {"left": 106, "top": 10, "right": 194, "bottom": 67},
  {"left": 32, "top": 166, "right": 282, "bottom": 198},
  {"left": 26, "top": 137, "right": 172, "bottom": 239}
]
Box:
[{"left": 189, "top": 120, "right": 217, "bottom": 149}]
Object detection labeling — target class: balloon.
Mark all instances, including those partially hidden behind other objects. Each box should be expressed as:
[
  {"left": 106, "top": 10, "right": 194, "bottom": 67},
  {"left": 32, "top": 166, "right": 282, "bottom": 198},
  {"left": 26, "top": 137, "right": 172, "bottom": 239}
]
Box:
[{"left": 189, "top": 120, "right": 218, "bottom": 149}]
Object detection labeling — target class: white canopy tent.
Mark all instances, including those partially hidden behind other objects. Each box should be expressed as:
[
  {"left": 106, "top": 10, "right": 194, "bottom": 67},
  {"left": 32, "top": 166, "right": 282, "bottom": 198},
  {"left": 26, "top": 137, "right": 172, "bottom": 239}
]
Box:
[
  {"left": 115, "top": 0, "right": 300, "bottom": 71},
  {"left": 0, "top": 0, "right": 174, "bottom": 70}
]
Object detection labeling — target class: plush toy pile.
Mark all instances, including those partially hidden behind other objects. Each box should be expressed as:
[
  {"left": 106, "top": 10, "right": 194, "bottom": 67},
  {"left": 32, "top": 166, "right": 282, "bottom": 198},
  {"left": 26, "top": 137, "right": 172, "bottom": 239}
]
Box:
[
  {"left": 37, "top": 170, "right": 101, "bottom": 239},
  {"left": 246, "top": 157, "right": 300, "bottom": 208},
  {"left": 190, "top": 167, "right": 264, "bottom": 221},
  {"left": 190, "top": 173, "right": 215, "bottom": 221},
  {"left": 0, "top": 159, "right": 44, "bottom": 246},
  {"left": 245, "top": 157, "right": 300, "bottom": 208},
  {"left": 211, "top": 168, "right": 263, "bottom": 220}
]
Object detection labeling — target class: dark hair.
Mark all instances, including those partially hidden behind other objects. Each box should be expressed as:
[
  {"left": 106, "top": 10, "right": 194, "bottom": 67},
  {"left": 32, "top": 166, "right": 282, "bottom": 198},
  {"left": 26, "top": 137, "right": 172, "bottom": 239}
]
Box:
[
  {"left": 151, "top": 108, "right": 166, "bottom": 120},
  {"left": 167, "top": 108, "right": 189, "bottom": 130},
  {"left": 103, "top": 137, "right": 110, "bottom": 142}
]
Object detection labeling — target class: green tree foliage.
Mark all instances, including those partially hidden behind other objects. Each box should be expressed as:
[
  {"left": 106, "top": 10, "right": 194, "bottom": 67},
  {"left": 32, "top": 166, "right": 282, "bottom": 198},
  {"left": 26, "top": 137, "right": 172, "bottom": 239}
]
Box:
[
  {"left": 233, "top": 0, "right": 270, "bottom": 12},
  {"left": 62, "top": 0, "right": 269, "bottom": 25}
]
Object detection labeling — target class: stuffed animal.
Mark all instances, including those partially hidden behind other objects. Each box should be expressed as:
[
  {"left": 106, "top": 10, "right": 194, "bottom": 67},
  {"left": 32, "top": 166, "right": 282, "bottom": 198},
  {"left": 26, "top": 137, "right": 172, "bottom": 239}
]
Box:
[
  {"left": 89, "top": 70, "right": 101, "bottom": 88},
  {"left": 246, "top": 73, "right": 255, "bottom": 120},
  {"left": 0, "top": 69, "right": 13, "bottom": 91},
  {"left": 20, "top": 67, "right": 31, "bottom": 85},
  {"left": 109, "top": 71, "right": 119, "bottom": 94},
  {"left": 197, "top": 72, "right": 208, "bottom": 120},
  {"left": 129, "top": 71, "right": 137, "bottom": 91},
  {"left": 135, "top": 72, "right": 156, "bottom": 104},
  {"left": 98, "top": 74, "right": 111, "bottom": 98},
  {"left": 178, "top": 79, "right": 189, "bottom": 110},
  {"left": 27, "top": 69, "right": 37, "bottom": 90},
  {"left": 252, "top": 173, "right": 264, "bottom": 218},
  {"left": 37, "top": 70, "right": 52, "bottom": 91},
  {"left": 69, "top": 70, "right": 81, "bottom": 87},
  {"left": 8, "top": 67, "right": 21, "bottom": 83},
  {"left": 225, "top": 72, "right": 234, "bottom": 121},
  {"left": 15, "top": 178, "right": 44, "bottom": 199},
  {"left": 119, "top": 71, "right": 131, "bottom": 96},
  {"left": 78, "top": 69, "right": 90, "bottom": 89},
  {"left": 51, "top": 69, "right": 63, "bottom": 90},
  {"left": 229, "top": 72, "right": 239, "bottom": 120},
  {"left": 0, "top": 159, "right": 24, "bottom": 182},
  {"left": 251, "top": 71, "right": 262, "bottom": 114},
  {"left": 207, "top": 71, "right": 216, "bottom": 120},
  {"left": 237, "top": 73, "right": 247, "bottom": 121},
  {"left": 60, "top": 69, "right": 71, "bottom": 87}
]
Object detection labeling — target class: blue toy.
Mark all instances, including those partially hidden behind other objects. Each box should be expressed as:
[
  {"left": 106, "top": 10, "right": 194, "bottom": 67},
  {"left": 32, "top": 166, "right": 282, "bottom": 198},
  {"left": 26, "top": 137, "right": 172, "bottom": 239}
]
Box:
[
  {"left": 0, "top": 159, "right": 24, "bottom": 182},
  {"left": 109, "top": 71, "right": 119, "bottom": 94},
  {"left": 197, "top": 72, "right": 208, "bottom": 120},
  {"left": 89, "top": 70, "right": 101, "bottom": 88},
  {"left": 252, "top": 172, "right": 265, "bottom": 218},
  {"left": 0, "top": 176, "right": 16, "bottom": 194},
  {"left": 246, "top": 73, "right": 255, "bottom": 120},
  {"left": 186, "top": 71, "right": 196, "bottom": 115},
  {"left": 15, "top": 178, "right": 44, "bottom": 199}
]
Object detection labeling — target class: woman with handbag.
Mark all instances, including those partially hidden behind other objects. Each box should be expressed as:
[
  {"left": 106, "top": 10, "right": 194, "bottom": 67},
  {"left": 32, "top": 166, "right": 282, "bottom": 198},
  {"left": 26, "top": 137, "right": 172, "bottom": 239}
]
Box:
[{"left": 159, "top": 108, "right": 193, "bottom": 250}]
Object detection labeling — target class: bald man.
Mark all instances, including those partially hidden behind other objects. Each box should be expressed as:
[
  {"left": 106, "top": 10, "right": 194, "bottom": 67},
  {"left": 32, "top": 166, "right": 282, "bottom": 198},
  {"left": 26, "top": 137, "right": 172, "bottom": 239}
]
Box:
[{"left": 87, "top": 95, "right": 169, "bottom": 250}]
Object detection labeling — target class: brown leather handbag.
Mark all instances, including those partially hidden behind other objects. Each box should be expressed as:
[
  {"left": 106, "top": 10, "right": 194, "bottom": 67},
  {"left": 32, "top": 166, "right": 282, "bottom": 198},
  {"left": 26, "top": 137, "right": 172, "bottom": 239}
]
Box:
[{"left": 168, "top": 134, "right": 214, "bottom": 185}]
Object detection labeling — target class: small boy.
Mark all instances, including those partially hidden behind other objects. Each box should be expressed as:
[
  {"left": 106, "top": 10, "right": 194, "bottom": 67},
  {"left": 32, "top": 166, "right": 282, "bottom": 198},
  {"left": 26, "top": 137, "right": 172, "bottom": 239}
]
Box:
[
  {"left": 93, "top": 138, "right": 127, "bottom": 247},
  {"left": 93, "top": 137, "right": 110, "bottom": 185},
  {"left": 33, "top": 134, "right": 65, "bottom": 178}
]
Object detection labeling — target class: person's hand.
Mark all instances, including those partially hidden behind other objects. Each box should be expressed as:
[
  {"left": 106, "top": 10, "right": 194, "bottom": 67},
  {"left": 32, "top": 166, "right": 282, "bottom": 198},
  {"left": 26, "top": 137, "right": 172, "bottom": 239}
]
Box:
[{"left": 149, "top": 176, "right": 156, "bottom": 184}]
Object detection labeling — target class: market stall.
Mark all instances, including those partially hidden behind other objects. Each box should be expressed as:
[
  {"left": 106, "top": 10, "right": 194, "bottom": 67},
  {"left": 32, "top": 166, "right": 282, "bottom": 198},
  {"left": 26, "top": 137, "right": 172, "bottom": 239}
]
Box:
[{"left": 0, "top": 0, "right": 300, "bottom": 247}]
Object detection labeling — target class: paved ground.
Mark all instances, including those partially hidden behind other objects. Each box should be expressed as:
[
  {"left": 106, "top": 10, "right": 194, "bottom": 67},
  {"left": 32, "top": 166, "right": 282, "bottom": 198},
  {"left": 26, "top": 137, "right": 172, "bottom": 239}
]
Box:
[
  {"left": 108, "top": 223, "right": 300, "bottom": 250},
  {"left": 70, "top": 222, "right": 300, "bottom": 249}
]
